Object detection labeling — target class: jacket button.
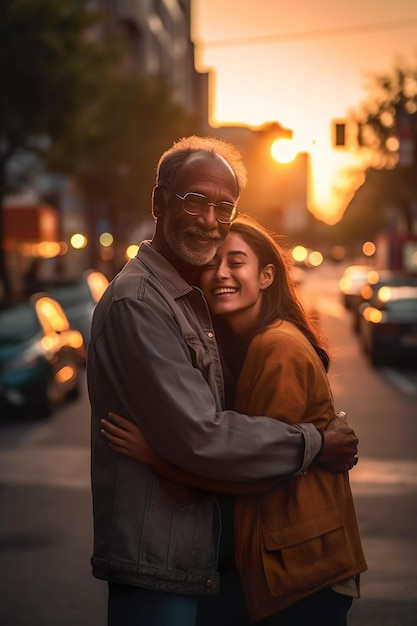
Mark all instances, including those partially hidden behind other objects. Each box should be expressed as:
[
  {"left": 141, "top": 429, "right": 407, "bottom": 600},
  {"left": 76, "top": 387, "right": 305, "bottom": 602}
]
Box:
[
  {"left": 205, "top": 578, "right": 214, "bottom": 588},
  {"left": 207, "top": 332, "right": 214, "bottom": 338}
]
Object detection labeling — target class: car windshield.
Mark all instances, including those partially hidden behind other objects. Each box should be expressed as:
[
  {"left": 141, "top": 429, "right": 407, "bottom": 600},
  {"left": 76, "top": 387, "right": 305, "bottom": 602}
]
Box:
[
  {"left": 0, "top": 304, "right": 41, "bottom": 344},
  {"left": 384, "top": 298, "right": 417, "bottom": 314},
  {"left": 46, "top": 281, "right": 92, "bottom": 307}
]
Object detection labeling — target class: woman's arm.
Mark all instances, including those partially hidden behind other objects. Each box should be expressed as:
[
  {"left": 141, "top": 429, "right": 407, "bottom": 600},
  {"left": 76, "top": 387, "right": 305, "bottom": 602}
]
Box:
[{"left": 101, "top": 413, "right": 282, "bottom": 494}]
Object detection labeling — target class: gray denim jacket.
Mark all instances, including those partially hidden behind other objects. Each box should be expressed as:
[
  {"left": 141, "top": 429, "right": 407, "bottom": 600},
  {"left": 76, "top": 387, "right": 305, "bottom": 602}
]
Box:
[{"left": 88, "top": 242, "right": 321, "bottom": 594}]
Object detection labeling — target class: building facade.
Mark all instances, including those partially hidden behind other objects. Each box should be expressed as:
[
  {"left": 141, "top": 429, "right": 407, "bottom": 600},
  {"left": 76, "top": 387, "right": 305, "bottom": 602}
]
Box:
[{"left": 90, "top": 0, "right": 205, "bottom": 117}]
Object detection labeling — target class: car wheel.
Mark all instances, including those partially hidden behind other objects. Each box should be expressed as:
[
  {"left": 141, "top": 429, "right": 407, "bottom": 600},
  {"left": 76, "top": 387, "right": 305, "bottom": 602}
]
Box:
[
  {"left": 369, "top": 345, "right": 384, "bottom": 367},
  {"left": 352, "top": 311, "right": 360, "bottom": 334},
  {"left": 358, "top": 324, "right": 368, "bottom": 356},
  {"left": 31, "top": 375, "right": 56, "bottom": 419},
  {"left": 66, "top": 376, "right": 81, "bottom": 403}
]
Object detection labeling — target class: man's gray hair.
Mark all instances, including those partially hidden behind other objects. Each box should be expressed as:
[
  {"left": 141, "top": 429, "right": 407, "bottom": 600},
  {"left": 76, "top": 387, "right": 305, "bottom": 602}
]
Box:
[{"left": 155, "top": 135, "right": 247, "bottom": 196}]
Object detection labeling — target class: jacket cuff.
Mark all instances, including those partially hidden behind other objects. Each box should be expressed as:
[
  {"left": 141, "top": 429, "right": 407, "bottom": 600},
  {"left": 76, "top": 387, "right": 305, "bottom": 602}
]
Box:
[{"left": 293, "top": 424, "right": 323, "bottom": 475}]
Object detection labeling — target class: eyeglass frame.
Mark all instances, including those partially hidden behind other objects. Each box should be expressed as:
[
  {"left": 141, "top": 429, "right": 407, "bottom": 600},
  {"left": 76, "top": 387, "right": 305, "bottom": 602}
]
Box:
[{"left": 174, "top": 192, "right": 239, "bottom": 224}]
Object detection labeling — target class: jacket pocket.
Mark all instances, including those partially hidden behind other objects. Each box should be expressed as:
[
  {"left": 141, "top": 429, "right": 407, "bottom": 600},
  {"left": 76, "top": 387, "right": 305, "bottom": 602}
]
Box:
[
  {"left": 261, "top": 509, "right": 350, "bottom": 597},
  {"left": 185, "top": 334, "right": 212, "bottom": 373},
  {"left": 160, "top": 494, "right": 220, "bottom": 580},
  {"left": 142, "top": 478, "right": 219, "bottom": 576}
]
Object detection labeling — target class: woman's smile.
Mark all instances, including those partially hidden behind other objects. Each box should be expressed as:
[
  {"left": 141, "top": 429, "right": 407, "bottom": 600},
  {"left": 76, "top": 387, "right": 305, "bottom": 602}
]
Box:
[{"left": 211, "top": 286, "right": 239, "bottom": 296}]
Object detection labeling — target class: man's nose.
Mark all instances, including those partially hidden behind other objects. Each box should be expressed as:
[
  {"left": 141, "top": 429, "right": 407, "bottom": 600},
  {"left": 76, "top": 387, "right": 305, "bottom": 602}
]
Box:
[{"left": 195, "top": 203, "right": 219, "bottom": 228}]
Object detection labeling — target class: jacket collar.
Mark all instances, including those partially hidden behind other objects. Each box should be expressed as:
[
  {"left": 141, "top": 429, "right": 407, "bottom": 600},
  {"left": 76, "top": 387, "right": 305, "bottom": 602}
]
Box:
[{"left": 137, "top": 241, "right": 195, "bottom": 299}]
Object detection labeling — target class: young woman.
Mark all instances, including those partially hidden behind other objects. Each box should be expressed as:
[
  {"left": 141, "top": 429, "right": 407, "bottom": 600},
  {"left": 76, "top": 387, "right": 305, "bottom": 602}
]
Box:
[{"left": 101, "top": 215, "right": 367, "bottom": 625}]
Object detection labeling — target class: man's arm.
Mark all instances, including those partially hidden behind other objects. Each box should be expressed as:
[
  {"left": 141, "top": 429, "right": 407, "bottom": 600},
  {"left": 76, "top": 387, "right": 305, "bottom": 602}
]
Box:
[
  {"left": 94, "top": 297, "right": 317, "bottom": 481},
  {"left": 101, "top": 410, "right": 358, "bottom": 481},
  {"left": 101, "top": 412, "right": 284, "bottom": 494}
]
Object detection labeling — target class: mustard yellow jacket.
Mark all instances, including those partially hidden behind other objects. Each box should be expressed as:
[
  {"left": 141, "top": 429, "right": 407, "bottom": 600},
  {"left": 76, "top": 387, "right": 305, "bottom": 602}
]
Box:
[
  {"left": 230, "top": 321, "right": 367, "bottom": 619},
  {"left": 153, "top": 320, "right": 367, "bottom": 620}
]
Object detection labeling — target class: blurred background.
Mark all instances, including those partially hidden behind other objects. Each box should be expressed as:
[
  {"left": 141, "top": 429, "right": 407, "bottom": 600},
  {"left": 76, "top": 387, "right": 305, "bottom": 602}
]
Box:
[
  {"left": 1, "top": 1, "right": 417, "bottom": 625},
  {"left": 1, "top": 0, "right": 417, "bottom": 296}
]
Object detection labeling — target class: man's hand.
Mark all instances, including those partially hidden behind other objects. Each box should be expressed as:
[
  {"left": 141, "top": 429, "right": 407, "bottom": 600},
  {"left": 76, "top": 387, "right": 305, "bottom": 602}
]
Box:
[{"left": 316, "top": 411, "right": 359, "bottom": 473}]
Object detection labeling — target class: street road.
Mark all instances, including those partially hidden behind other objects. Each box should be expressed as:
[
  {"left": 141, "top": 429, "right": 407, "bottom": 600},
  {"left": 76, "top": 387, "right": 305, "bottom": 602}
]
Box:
[
  {"left": 0, "top": 261, "right": 416, "bottom": 625},
  {"left": 300, "top": 262, "right": 417, "bottom": 626}
]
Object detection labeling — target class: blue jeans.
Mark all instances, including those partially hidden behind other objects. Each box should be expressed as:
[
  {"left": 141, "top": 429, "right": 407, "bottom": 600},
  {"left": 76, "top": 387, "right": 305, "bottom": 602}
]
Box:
[
  {"left": 108, "top": 582, "right": 353, "bottom": 626},
  {"left": 108, "top": 583, "right": 199, "bottom": 626}
]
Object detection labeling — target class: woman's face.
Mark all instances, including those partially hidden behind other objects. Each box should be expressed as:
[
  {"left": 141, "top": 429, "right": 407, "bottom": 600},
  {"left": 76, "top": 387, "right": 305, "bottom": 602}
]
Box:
[{"left": 199, "top": 231, "right": 274, "bottom": 335}]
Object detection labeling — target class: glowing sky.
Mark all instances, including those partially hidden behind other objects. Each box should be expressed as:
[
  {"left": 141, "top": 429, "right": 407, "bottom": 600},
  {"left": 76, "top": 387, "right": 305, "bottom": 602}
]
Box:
[{"left": 192, "top": 0, "right": 417, "bottom": 223}]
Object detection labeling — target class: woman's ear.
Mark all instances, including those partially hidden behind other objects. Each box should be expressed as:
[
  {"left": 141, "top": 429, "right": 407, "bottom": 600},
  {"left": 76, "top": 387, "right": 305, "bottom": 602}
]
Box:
[
  {"left": 152, "top": 185, "right": 166, "bottom": 218},
  {"left": 260, "top": 264, "right": 275, "bottom": 290}
]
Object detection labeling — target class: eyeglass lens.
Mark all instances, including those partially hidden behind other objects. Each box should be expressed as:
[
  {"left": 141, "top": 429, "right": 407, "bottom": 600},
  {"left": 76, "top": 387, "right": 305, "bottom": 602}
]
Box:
[{"left": 182, "top": 193, "right": 236, "bottom": 223}]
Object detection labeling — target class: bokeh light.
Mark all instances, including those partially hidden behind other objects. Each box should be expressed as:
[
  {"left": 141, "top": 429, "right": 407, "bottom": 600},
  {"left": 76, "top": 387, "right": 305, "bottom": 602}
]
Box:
[
  {"left": 70, "top": 233, "right": 88, "bottom": 249},
  {"left": 308, "top": 250, "right": 323, "bottom": 267},
  {"left": 362, "top": 241, "right": 376, "bottom": 257},
  {"left": 99, "top": 232, "right": 114, "bottom": 247},
  {"left": 291, "top": 245, "right": 308, "bottom": 263},
  {"left": 126, "top": 244, "right": 139, "bottom": 260}
]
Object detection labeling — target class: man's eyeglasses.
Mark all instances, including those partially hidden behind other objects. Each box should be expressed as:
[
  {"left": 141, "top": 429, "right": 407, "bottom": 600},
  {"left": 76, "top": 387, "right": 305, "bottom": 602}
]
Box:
[{"left": 174, "top": 192, "right": 239, "bottom": 224}]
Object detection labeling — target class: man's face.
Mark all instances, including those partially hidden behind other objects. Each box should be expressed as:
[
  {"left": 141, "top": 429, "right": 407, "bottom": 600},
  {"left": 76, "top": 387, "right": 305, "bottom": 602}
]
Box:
[{"left": 161, "top": 153, "right": 239, "bottom": 266}]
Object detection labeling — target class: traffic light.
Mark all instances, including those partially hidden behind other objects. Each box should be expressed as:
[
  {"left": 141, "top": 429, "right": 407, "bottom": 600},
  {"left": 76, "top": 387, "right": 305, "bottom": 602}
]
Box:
[{"left": 334, "top": 122, "right": 346, "bottom": 147}]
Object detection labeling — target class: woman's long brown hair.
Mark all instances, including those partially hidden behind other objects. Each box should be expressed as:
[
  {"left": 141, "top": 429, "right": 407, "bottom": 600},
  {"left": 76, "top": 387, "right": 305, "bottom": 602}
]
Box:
[{"left": 229, "top": 215, "right": 330, "bottom": 371}]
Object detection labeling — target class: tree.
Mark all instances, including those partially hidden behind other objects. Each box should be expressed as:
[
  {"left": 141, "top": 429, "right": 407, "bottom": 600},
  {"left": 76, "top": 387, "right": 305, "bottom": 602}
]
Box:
[
  {"left": 331, "top": 169, "right": 390, "bottom": 245},
  {"left": 0, "top": 0, "right": 116, "bottom": 296},
  {"left": 0, "top": 0, "right": 201, "bottom": 292},
  {"left": 68, "top": 71, "right": 197, "bottom": 270},
  {"left": 348, "top": 59, "right": 417, "bottom": 233}
]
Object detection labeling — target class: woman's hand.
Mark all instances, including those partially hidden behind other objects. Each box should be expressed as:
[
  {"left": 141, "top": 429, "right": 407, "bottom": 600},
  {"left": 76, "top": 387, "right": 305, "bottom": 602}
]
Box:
[{"left": 101, "top": 412, "right": 155, "bottom": 464}]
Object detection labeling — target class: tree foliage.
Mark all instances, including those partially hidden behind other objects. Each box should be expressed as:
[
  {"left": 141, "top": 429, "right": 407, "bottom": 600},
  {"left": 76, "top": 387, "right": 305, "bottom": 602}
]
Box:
[
  {"left": 0, "top": 0, "right": 114, "bottom": 294},
  {"left": 71, "top": 71, "right": 196, "bottom": 240},
  {"left": 0, "top": 0, "right": 199, "bottom": 294},
  {"left": 0, "top": 0, "right": 113, "bottom": 188},
  {"left": 343, "top": 58, "right": 417, "bottom": 239},
  {"left": 332, "top": 170, "right": 390, "bottom": 244},
  {"left": 352, "top": 60, "right": 417, "bottom": 166}
]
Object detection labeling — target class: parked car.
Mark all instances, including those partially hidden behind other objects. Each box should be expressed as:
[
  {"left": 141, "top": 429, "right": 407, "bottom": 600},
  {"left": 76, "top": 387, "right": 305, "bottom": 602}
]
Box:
[
  {"left": 353, "top": 270, "right": 417, "bottom": 333},
  {"left": 357, "top": 285, "right": 417, "bottom": 366},
  {"left": 41, "top": 269, "right": 109, "bottom": 344},
  {"left": 0, "top": 294, "right": 86, "bottom": 418},
  {"left": 339, "top": 264, "right": 375, "bottom": 311}
]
